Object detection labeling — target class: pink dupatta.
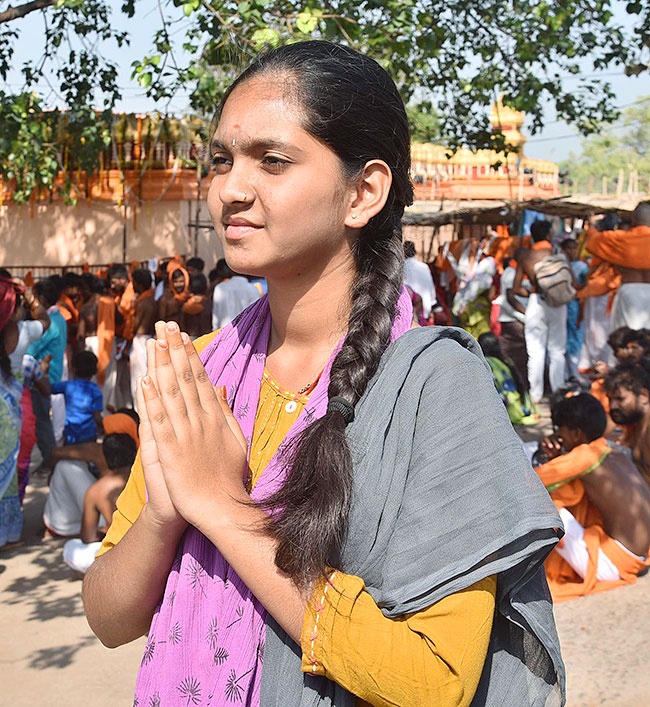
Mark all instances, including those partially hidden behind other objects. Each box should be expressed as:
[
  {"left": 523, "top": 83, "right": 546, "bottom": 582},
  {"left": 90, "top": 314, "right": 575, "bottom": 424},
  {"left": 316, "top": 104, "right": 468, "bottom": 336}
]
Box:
[{"left": 134, "top": 289, "right": 413, "bottom": 707}]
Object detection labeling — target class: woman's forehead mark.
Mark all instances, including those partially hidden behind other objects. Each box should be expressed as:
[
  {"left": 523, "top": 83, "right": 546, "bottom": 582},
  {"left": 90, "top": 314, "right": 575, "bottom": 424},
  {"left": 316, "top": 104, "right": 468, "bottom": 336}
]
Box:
[{"left": 233, "top": 124, "right": 240, "bottom": 129}]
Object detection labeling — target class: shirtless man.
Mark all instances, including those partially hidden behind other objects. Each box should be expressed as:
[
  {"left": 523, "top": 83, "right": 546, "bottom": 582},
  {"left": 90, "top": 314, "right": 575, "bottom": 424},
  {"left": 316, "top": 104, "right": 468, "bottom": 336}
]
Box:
[
  {"left": 587, "top": 202, "right": 650, "bottom": 330},
  {"left": 512, "top": 220, "right": 576, "bottom": 402},
  {"left": 77, "top": 276, "right": 106, "bottom": 349},
  {"left": 157, "top": 268, "right": 186, "bottom": 326},
  {"left": 130, "top": 269, "right": 155, "bottom": 410},
  {"left": 61, "top": 433, "right": 137, "bottom": 575},
  {"left": 604, "top": 361, "right": 650, "bottom": 485},
  {"left": 537, "top": 393, "right": 650, "bottom": 597}
]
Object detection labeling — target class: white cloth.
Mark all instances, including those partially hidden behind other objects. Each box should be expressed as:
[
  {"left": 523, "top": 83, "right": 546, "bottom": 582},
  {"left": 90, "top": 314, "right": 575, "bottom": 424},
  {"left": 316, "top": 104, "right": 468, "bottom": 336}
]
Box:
[
  {"left": 85, "top": 335, "right": 118, "bottom": 414},
  {"left": 556, "top": 508, "right": 620, "bottom": 582},
  {"left": 8, "top": 320, "right": 44, "bottom": 371},
  {"left": 51, "top": 353, "right": 68, "bottom": 445},
  {"left": 403, "top": 257, "right": 436, "bottom": 318},
  {"left": 452, "top": 256, "right": 496, "bottom": 316},
  {"left": 129, "top": 333, "right": 151, "bottom": 413},
  {"left": 63, "top": 538, "right": 102, "bottom": 574},
  {"left": 154, "top": 280, "right": 165, "bottom": 302},
  {"left": 43, "top": 460, "right": 96, "bottom": 537},
  {"left": 497, "top": 266, "right": 528, "bottom": 324},
  {"left": 212, "top": 276, "right": 260, "bottom": 330},
  {"left": 611, "top": 282, "right": 650, "bottom": 331},
  {"left": 524, "top": 293, "right": 567, "bottom": 402},
  {"left": 578, "top": 293, "right": 613, "bottom": 371}
]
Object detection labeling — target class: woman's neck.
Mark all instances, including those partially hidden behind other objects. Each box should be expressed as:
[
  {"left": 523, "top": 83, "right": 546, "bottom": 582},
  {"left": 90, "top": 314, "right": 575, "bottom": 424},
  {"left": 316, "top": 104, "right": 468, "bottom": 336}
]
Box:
[{"left": 265, "top": 255, "right": 355, "bottom": 389}]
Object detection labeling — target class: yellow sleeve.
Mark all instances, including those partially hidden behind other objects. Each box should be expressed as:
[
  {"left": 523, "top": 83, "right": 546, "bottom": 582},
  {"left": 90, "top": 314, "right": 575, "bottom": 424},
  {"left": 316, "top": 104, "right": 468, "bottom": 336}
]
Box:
[
  {"left": 301, "top": 572, "right": 496, "bottom": 707},
  {"left": 96, "top": 330, "right": 220, "bottom": 557}
]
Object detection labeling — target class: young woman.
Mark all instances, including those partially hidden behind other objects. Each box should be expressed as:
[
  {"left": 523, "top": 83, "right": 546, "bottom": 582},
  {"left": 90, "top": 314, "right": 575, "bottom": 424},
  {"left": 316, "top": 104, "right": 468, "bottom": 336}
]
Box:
[
  {"left": 0, "top": 274, "right": 50, "bottom": 546},
  {"left": 83, "top": 42, "right": 565, "bottom": 706}
]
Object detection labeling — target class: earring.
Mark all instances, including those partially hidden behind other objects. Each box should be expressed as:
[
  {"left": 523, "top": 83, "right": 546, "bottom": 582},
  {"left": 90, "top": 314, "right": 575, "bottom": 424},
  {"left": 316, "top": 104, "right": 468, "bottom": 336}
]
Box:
[{"left": 351, "top": 213, "right": 357, "bottom": 219}]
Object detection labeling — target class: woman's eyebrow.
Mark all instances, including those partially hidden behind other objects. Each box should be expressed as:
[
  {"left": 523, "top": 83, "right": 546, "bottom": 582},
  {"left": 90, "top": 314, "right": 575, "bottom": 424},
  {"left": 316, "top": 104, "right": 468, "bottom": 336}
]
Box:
[{"left": 210, "top": 137, "right": 304, "bottom": 154}]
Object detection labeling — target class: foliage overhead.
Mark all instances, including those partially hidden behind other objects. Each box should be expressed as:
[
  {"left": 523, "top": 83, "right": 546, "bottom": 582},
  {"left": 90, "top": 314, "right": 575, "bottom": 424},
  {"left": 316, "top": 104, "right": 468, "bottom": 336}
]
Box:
[
  {"left": 1, "top": 0, "right": 649, "bottom": 203},
  {"left": 561, "top": 97, "right": 650, "bottom": 192}
]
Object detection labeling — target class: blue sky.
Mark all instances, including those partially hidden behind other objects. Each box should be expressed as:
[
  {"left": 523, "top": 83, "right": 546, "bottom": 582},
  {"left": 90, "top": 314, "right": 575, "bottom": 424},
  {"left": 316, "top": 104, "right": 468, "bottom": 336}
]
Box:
[{"left": 5, "top": 0, "right": 648, "bottom": 162}]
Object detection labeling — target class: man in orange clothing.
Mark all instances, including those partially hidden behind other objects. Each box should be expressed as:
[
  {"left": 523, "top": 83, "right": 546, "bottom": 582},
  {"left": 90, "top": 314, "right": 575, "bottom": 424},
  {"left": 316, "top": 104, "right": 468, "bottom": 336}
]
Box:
[
  {"left": 108, "top": 264, "right": 135, "bottom": 410},
  {"left": 587, "top": 202, "right": 650, "bottom": 331},
  {"left": 604, "top": 361, "right": 650, "bottom": 485},
  {"left": 536, "top": 393, "right": 650, "bottom": 601}
]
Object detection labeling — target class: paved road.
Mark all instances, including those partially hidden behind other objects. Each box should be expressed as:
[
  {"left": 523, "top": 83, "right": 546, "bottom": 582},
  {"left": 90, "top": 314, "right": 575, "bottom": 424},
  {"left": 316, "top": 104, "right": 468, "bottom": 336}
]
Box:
[{"left": 1, "top": 466, "right": 649, "bottom": 705}]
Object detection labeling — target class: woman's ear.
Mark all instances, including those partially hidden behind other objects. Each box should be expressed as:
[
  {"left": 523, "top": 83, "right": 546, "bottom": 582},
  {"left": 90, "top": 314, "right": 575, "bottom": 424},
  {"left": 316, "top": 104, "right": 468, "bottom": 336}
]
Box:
[{"left": 344, "top": 160, "right": 393, "bottom": 229}]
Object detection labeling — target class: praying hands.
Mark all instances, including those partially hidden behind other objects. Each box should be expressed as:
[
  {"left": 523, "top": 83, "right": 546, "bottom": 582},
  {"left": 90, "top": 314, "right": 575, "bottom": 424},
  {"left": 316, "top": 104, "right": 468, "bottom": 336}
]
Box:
[{"left": 136, "top": 320, "right": 249, "bottom": 533}]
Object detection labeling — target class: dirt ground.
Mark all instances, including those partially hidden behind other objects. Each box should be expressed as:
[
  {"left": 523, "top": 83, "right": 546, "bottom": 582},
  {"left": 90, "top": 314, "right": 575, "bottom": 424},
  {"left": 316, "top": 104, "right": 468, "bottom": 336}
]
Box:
[{"left": 1, "top": 409, "right": 649, "bottom": 706}]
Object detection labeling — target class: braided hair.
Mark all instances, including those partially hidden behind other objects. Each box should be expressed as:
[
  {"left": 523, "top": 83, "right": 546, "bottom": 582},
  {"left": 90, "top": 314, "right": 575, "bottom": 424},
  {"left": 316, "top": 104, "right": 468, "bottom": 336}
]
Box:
[{"left": 220, "top": 42, "right": 413, "bottom": 585}]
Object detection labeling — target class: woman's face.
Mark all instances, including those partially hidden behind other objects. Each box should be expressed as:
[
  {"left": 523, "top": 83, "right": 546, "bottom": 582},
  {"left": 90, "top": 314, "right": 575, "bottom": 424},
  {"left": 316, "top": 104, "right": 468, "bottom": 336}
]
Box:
[{"left": 207, "top": 77, "right": 354, "bottom": 282}]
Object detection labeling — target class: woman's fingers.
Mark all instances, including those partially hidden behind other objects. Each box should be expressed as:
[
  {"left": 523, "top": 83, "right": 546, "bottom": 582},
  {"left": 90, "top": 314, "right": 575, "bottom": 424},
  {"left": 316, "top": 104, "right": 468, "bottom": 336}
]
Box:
[
  {"left": 185, "top": 335, "right": 222, "bottom": 414},
  {"left": 141, "top": 374, "right": 178, "bottom": 447},
  {"left": 145, "top": 338, "right": 160, "bottom": 393},
  {"left": 216, "top": 387, "right": 249, "bottom": 456},
  {"left": 154, "top": 336, "right": 190, "bottom": 428},
  {"left": 163, "top": 322, "right": 202, "bottom": 412},
  {"left": 136, "top": 376, "right": 160, "bottom": 465}
]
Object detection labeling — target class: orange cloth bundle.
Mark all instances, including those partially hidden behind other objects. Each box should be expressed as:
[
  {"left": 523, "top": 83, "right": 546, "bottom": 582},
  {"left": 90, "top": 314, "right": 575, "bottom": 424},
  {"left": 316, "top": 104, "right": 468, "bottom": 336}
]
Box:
[
  {"left": 115, "top": 281, "right": 136, "bottom": 340},
  {"left": 103, "top": 412, "right": 139, "bottom": 448},
  {"left": 577, "top": 258, "right": 620, "bottom": 302},
  {"left": 586, "top": 225, "right": 650, "bottom": 269},
  {"left": 96, "top": 294, "right": 116, "bottom": 386},
  {"left": 181, "top": 293, "right": 207, "bottom": 316},
  {"left": 58, "top": 293, "right": 79, "bottom": 325}
]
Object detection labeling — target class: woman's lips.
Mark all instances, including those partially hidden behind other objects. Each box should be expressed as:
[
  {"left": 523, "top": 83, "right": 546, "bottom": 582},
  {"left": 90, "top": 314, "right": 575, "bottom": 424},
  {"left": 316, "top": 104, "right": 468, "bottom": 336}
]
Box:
[{"left": 225, "top": 224, "right": 262, "bottom": 239}]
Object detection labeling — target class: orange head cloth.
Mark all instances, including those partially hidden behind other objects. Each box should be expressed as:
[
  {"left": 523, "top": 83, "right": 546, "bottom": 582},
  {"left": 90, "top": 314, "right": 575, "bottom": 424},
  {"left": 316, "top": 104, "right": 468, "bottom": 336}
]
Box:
[
  {"left": 96, "top": 294, "right": 116, "bottom": 385},
  {"left": 116, "top": 281, "right": 136, "bottom": 340},
  {"left": 58, "top": 292, "right": 79, "bottom": 325},
  {"left": 169, "top": 265, "right": 190, "bottom": 303},
  {"left": 103, "top": 412, "right": 139, "bottom": 448}
]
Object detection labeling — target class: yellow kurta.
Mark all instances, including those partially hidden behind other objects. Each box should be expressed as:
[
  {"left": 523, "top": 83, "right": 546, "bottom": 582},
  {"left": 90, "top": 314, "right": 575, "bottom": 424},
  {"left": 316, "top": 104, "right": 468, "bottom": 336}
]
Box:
[{"left": 98, "top": 330, "right": 495, "bottom": 706}]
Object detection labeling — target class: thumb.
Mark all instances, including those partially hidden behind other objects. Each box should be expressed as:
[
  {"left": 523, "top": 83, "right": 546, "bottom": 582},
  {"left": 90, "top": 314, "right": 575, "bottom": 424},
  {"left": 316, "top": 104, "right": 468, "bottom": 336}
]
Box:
[{"left": 215, "top": 386, "right": 248, "bottom": 456}]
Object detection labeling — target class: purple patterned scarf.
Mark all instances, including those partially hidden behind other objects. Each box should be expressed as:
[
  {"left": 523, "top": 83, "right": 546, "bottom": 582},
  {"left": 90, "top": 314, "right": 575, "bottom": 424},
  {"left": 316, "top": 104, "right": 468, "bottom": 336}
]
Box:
[{"left": 134, "top": 289, "right": 413, "bottom": 707}]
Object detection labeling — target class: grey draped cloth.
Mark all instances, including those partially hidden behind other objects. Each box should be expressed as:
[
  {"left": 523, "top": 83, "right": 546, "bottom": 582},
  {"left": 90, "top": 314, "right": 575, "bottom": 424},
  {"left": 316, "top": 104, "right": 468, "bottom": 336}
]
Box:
[{"left": 261, "top": 327, "right": 566, "bottom": 706}]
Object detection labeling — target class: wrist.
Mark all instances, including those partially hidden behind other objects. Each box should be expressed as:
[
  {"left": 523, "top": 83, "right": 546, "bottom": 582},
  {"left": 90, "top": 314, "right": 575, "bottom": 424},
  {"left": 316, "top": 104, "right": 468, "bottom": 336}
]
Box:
[
  {"left": 140, "top": 503, "right": 188, "bottom": 542},
  {"left": 193, "top": 489, "right": 257, "bottom": 540}
]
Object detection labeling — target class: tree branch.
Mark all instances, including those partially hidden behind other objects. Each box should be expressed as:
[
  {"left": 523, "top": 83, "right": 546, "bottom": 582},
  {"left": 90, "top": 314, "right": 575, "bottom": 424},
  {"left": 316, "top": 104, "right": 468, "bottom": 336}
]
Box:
[{"left": 0, "top": 0, "right": 56, "bottom": 25}]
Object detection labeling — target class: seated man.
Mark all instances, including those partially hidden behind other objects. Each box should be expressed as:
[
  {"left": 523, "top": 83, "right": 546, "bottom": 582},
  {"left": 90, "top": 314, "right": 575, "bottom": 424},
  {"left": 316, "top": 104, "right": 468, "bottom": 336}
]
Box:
[
  {"left": 604, "top": 361, "right": 650, "bottom": 484},
  {"left": 590, "top": 327, "right": 650, "bottom": 438},
  {"left": 535, "top": 393, "right": 650, "bottom": 601},
  {"left": 62, "top": 433, "right": 137, "bottom": 575},
  {"left": 42, "top": 411, "right": 139, "bottom": 536}
]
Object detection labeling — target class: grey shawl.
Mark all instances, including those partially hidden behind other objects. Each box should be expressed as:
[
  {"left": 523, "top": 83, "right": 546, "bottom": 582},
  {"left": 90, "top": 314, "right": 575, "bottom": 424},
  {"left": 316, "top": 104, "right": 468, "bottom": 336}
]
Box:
[{"left": 261, "top": 326, "right": 565, "bottom": 706}]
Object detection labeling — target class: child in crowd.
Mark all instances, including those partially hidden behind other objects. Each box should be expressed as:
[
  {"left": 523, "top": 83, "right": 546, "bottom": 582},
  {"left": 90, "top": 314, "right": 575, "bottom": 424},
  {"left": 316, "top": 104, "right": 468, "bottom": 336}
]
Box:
[
  {"left": 62, "top": 433, "right": 137, "bottom": 575},
  {"left": 51, "top": 350, "right": 103, "bottom": 445},
  {"left": 478, "top": 332, "right": 538, "bottom": 425}
]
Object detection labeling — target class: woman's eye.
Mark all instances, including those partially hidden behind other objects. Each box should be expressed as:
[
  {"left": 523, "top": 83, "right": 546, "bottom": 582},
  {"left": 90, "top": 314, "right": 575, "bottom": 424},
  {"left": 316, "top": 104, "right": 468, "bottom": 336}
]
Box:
[
  {"left": 211, "top": 155, "right": 232, "bottom": 171},
  {"left": 262, "top": 156, "right": 290, "bottom": 172}
]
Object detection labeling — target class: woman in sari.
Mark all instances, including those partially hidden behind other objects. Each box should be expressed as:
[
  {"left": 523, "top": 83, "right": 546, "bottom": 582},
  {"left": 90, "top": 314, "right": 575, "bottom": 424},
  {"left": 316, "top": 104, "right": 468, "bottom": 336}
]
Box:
[
  {"left": 0, "top": 275, "right": 39, "bottom": 547},
  {"left": 83, "top": 42, "right": 565, "bottom": 706}
]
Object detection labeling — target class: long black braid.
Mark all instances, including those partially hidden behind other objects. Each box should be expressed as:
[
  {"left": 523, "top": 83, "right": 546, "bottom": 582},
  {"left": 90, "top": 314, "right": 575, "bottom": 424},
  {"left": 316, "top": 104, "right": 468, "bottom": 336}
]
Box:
[{"left": 220, "top": 42, "right": 413, "bottom": 585}]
